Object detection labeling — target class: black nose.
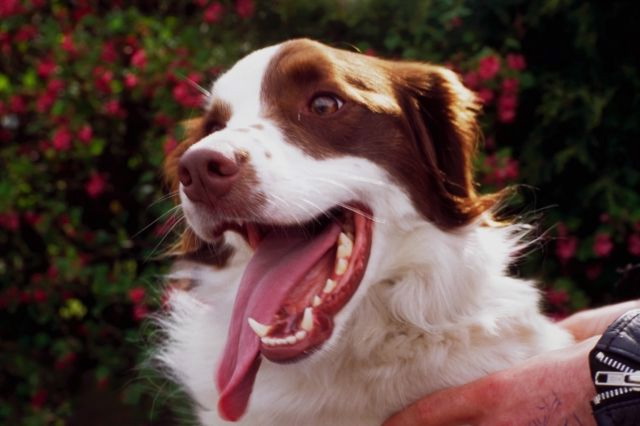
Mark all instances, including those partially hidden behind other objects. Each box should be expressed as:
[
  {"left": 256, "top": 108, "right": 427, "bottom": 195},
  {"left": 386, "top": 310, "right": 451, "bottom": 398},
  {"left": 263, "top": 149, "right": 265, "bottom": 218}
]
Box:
[{"left": 178, "top": 149, "right": 240, "bottom": 203}]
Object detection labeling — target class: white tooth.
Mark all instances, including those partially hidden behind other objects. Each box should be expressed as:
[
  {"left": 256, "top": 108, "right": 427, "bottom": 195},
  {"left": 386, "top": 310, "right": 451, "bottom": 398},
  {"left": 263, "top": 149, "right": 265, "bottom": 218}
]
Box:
[
  {"left": 323, "top": 279, "right": 337, "bottom": 293},
  {"left": 295, "top": 330, "right": 307, "bottom": 340},
  {"left": 274, "top": 338, "right": 284, "bottom": 346},
  {"left": 301, "top": 307, "right": 314, "bottom": 332},
  {"left": 335, "top": 258, "right": 348, "bottom": 276},
  {"left": 337, "top": 232, "right": 353, "bottom": 258},
  {"left": 312, "top": 295, "right": 322, "bottom": 307},
  {"left": 286, "top": 335, "right": 297, "bottom": 344},
  {"left": 247, "top": 317, "right": 272, "bottom": 338},
  {"left": 261, "top": 337, "right": 273, "bottom": 345}
]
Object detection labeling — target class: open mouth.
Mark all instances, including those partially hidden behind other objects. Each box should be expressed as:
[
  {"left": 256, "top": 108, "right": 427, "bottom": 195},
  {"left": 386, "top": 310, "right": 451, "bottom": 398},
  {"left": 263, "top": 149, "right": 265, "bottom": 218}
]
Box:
[{"left": 214, "top": 203, "right": 374, "bottom": 421}]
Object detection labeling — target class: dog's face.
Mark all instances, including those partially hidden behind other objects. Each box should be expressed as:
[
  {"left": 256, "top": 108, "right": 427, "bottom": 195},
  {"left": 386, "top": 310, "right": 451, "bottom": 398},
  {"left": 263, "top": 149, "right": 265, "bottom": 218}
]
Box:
[{"left": 165, "top": 39, "right": 496, "bottom": 420}]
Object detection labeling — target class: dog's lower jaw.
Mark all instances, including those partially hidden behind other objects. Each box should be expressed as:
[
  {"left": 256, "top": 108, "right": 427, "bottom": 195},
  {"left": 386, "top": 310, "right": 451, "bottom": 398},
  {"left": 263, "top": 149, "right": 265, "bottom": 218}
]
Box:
[{"left": 159, "top": 222, "right": 572, "bottom": 426}]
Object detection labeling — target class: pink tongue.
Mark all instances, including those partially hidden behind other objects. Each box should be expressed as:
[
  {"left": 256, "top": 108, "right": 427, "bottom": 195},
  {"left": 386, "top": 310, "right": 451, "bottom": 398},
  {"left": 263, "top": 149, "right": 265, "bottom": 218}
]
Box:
[{"left": 216, "top": 222, "right": 341, "bottom": 421}]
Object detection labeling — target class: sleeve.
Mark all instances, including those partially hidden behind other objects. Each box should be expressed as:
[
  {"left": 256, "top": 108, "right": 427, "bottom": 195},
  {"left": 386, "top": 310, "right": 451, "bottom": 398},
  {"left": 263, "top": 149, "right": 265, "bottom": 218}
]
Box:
[{"left": 589, "top": 309, "right": 640, "bottom": 426}]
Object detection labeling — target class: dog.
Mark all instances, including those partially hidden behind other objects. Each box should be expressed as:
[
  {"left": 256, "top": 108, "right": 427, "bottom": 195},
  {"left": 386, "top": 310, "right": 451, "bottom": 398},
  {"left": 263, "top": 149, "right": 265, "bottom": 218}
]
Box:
[{"left": 156, "top": 39, "right": 573, "bottom": 425}]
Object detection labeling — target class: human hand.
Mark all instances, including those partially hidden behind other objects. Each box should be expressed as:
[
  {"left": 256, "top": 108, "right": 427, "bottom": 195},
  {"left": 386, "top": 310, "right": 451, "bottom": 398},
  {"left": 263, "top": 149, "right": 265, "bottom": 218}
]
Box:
[{"left": 383, "top": 336, "right": 599, "bottom": 426}]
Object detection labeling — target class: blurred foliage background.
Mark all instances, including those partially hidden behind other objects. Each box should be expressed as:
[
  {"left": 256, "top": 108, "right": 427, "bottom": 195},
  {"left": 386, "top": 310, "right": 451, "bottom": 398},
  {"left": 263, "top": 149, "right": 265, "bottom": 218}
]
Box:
[{"left": 1, "top": 0, "right": 639, "bottom": 424}]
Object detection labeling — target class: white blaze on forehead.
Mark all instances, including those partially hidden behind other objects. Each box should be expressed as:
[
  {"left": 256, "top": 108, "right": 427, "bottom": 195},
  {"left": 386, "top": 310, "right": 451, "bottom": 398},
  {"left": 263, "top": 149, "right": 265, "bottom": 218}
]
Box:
[{"left": 209, "top": 44, "right": 282, "bottom": 125}]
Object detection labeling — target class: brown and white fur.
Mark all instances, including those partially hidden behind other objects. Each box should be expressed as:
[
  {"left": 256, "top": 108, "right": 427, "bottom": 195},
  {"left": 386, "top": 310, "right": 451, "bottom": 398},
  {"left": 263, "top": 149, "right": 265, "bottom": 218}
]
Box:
[{"left": 156, "top": 39, "right": 572, "bottom": 425}]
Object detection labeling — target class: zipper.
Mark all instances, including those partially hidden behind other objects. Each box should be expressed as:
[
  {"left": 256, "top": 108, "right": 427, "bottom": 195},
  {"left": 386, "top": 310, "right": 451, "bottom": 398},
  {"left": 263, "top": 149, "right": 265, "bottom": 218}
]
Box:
[{"left": 592, "top": 351, "right": 640, "bottom": 406}]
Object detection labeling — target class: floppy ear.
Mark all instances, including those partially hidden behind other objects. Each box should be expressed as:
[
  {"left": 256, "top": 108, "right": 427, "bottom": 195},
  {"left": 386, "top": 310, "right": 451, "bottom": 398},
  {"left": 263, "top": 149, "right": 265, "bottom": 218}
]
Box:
[{"left": 394, "top": 63, "right": 502, "bottom": 227}]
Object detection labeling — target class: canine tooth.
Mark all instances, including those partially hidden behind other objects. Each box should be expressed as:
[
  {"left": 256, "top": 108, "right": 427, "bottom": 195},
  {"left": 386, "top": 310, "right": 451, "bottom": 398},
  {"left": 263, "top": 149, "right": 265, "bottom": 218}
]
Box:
[
  {"left": 312, "top": 295, "right": 322, "bottom": 307},
  {"left": 247, "top": 317, "right": 272, "bottom": 338},
  {"left": 286, "top": 335, "right": 297, "bottom": 344},
  {"left": 323, "top": 279, "right": 337, "bottom": 294},
  {"left": 301, "top": 307, "right": 314, "bottom": 332},
  {"left": 337, "top": 232, "right": 353, "bottom": 258},
  {"left": 261, "top": 337, "right": 272, "bottom": 345},
  {"left": 295, "top": 330, "right": 307, "bottom": 340},
  {"left": 335, "top": 258, "right": 348, "bottom": 276}
]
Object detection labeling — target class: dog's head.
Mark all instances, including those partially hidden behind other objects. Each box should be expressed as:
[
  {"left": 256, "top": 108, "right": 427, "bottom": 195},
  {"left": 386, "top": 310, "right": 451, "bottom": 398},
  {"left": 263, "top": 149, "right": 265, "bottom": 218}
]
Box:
[{"left": 164, "top": 39, "right": 499, "bottom": 420}]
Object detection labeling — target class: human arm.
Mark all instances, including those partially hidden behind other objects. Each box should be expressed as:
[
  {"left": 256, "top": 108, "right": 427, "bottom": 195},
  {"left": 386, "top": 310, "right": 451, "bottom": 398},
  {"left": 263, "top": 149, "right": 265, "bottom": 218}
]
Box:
[
  {"left": 384, "top": 300, "right": 640, "bottom": 426},
  {"left": 383, "top": 336, "right": 598, "bottom": 426}
]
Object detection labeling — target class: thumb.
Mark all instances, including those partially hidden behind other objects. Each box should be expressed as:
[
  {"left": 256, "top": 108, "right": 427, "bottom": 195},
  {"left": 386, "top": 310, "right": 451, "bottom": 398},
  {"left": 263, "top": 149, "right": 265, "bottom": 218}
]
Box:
[{"left": 383, "top": 383, "right": 484, "bottom": 426}]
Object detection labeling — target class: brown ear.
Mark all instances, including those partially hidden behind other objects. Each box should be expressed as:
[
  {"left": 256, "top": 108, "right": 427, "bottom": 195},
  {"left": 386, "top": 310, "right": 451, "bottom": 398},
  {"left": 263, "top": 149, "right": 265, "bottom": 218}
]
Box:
[
  {"left": 162, "top": 118, "right": 207, "bottom": 257},
  {"left": 395, "top": 63, "right": 502, "bottom": 227}
]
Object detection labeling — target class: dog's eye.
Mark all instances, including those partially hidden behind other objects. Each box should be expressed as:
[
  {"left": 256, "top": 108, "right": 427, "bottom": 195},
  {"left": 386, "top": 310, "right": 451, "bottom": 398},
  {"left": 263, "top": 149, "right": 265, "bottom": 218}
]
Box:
[
  {"left": 309, "top": 94, "right": 344, "bottom": 116},
  {"left": 203, "top": 118, "right": 225, "bottom": 135}
]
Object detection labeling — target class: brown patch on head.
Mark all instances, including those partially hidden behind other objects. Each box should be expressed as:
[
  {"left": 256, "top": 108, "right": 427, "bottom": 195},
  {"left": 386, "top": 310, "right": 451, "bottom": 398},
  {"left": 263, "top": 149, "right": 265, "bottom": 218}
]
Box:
[{"left": 262, "top": 39, "right": 501, "bottom": 228}]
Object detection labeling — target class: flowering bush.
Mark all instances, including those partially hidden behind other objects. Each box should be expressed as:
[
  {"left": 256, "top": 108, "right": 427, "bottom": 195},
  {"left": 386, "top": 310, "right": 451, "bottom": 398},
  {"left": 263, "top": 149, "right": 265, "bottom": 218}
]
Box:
[{"left": 1, "top": 1, "right": 638, "bottom": 424}]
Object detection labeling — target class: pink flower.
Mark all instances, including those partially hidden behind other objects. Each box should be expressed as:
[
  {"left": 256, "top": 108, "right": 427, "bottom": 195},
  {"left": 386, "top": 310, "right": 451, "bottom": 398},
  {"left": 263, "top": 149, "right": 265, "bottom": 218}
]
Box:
[
  {"left": 477, "top": 88, "right": 494, "bottom": 105},
  {"left": 31, "top": 389, "right": 47, "bottom": 408},
  {"left": 37, "top": 58, "right": 57, "bottom": 78},
  {"left": 204, "top": 2, "right": 224, "bottom": 23},
  {"left": 478, "top": 55, "right": 500, "bottom": 80},
  {"left": 24, "top": 211, "right": 42, "bottom": 226},
  {"left": 497, "top": 93, "right": 518, "bottom": 123},
  {"left": 36, "top": 91, "right": 56, "bottom": 112},
  {"left": 129, "top": 287, "right": 145, "bottom": 304},
  {"left": 123, "top": 72, "right": 138, "bottom": 88},
  {"left": 104, "top": 99, "right": 126, "bottom": 117},
  {"left": 235, "top": 0, "right": 254, "bottom": 19},
  {"left": 628, "top": 234, "right": 640, "bottom": 256},
  {"left": 47, "top": 78, "right": 64, "bottom": 93},
  {"left": 131, "top": 48, "right": 147, "bottom": 69},
  {"left": 593, "top": 233, "right": 613, "bottom": 257},
  {"left": 9, "top": 95, "right": 26, "bottom": 114},
  {"left": 85, "top": 173, "right": 107, "bottom": 198},
  {"left": 14, "top": 25, "right": 37, "bottom": 42},
  {"left": 172, "top": 82, "right": 203, "bottom": 108},
  {"left": 463, "top": 71, "right": 480, "bottom": 90},
  {"left": 101, "top": 41, "right": 118, "bottom": 62},
  {"left": 546, "top": 288, "right": 569, "bottom": 306},
  {"left": 556, "top": 236, "right": 578, "bottom": 262},
  {"left": 77, "top": 124, "right": 93, "bottom": 144},
  {"left": 52, "top": 127, "right": 72, "bottom": 151},
  {"left": 32, "top": 289, "right": 47, "bottom": 303},
  {"left": 47, "top": 264, "right": 59, "bottom": 280},
  {"left": 0, "top": 0, "right": 22, "bottom": 18},
  {"left": 501, "top": 78, "right": 519, "bottom": 94},
  {"left": 61, "top": 33, "right": 76, "bottom": 54},
  {"left": 93, "top": 66, "right": 113, "bottom": 94},
  {"left": 0, "top": 211, "right": 19, "bottom": 231},
  {"left": 154, "top": 113, "right": 173, "bottom": 128},
  {"left": 133, "top": 304, "right": 149, "bottom": 321},
  {"left": 163, "top": 136, "right": 178, "bottom": 156},
  {"left": 506, "top": 53, "right": 526, "bottom": 71}
]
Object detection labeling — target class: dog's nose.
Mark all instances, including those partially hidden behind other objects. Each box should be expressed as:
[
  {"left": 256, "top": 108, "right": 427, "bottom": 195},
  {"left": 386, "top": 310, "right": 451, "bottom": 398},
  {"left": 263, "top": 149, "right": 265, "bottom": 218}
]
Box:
[{"left": 178, "top": 149, "right": 240, "bottom": 202}]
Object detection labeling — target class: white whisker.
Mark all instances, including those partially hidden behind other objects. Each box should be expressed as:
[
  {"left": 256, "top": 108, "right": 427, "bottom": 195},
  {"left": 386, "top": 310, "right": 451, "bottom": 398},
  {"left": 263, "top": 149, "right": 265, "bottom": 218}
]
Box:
[{"left": 134, "top": 205, "right": 183, "bottom": 239}]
